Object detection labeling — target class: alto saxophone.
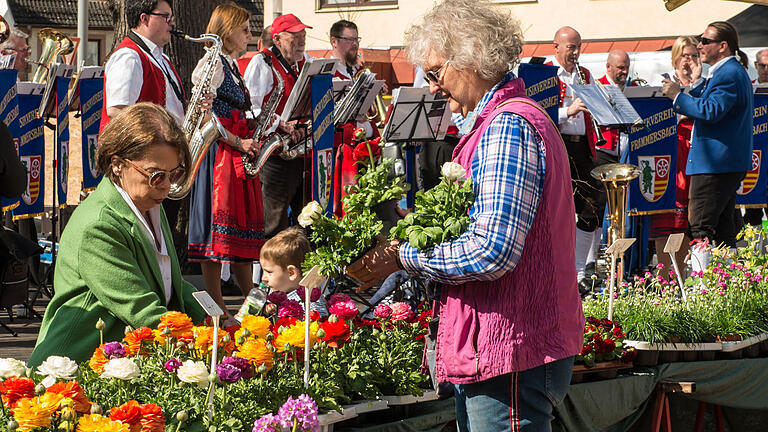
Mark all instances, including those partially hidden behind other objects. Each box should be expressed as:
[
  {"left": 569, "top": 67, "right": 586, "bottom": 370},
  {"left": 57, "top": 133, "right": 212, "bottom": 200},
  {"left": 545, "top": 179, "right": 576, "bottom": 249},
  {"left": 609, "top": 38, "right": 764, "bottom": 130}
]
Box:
[
  {"left": 574, "top": 61, "right": 607, "bottom": 147},
  {"left": 242, "top": 56, "right": 313, "bottom": 178},
  {"left": 168, "top": 31, "right": 228, "bottom": 200}
]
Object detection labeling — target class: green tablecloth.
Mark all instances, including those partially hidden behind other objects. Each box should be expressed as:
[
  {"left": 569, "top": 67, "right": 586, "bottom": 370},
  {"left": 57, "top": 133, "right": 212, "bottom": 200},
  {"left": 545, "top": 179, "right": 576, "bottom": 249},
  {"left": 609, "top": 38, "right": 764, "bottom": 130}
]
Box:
[{"left": 554, "top": 358, "right": 768, "bottom": 432}]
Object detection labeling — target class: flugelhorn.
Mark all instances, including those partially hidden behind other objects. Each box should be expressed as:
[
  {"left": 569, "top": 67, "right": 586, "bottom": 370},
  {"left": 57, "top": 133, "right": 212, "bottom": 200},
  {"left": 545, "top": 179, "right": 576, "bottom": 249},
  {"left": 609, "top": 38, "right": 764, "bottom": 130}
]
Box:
[{"left": 31, "top": 28, "right": 74, "bottom": 83}]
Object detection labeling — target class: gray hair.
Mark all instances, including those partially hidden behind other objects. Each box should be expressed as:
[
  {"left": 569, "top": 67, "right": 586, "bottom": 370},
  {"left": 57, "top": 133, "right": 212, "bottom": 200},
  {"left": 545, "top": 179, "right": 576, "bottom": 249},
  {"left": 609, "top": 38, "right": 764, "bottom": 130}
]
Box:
[
  {"left": 0, "top": 27, "right": 29, "bottom": 50},
  {"left": 404, "top": 0, "right": 523, "bottom": 84}
]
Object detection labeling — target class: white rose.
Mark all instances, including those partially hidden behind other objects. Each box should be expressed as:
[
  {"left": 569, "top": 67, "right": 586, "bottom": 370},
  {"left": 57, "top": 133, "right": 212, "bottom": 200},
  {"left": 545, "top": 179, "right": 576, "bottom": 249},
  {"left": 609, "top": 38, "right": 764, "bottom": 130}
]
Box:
[
  {"left": 100, "top": 358, "right": 140, "bottom": 380},
  {"left": 298, "top": 201, "right": 323, "bottom": 228},
  {"left": 441, "top": 162, "right": 466, "bottom": 182},
  {"left": 177, "top": 360, "right": 209, "bottom": 388},
  {"left": 0, "top": 358, "right": 28, "bottom": 379},
  {"left": 37, "top": 356, "right": 78, "bottom": 380}
]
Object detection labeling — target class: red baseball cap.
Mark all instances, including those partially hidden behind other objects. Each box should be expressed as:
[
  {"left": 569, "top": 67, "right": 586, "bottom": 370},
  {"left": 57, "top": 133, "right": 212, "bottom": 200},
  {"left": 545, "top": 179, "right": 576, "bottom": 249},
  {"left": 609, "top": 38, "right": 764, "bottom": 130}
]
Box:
[{"left": 270, "top": 14, "right": 312, "bottom": 37}]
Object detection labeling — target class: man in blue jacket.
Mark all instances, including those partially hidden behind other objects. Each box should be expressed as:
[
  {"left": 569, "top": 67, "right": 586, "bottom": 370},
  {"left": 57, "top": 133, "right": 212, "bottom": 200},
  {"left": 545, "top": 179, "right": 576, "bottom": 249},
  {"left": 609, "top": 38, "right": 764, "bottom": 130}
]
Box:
[{"left": 662, "top": 21, "right": 753, "bottom": 253}]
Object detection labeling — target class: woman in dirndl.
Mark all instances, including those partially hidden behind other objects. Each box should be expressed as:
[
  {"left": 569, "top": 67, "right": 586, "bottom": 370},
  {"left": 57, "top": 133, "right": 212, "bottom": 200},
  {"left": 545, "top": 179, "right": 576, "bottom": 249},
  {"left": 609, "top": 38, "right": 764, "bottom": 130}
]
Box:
[{"left": 188, "top": 2, "right": 264, "bottom": 317}]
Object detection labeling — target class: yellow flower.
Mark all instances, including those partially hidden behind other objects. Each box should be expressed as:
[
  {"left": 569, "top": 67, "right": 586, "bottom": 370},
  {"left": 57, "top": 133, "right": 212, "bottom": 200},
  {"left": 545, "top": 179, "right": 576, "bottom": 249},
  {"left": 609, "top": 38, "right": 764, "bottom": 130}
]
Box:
[
  {"left": 76, "top": 414, "right": 130, "bottom": 432},
  {"left": 235, "top": 339, "right": 274, "bottom": 372},
  {"left": 12, "top": 393, "right": 64, "bottom": 432},
  {"left": 274, "top": 321, "right": 318, "bottom": 352},
  {"left": 240, "top": 315, "right": 272, "bottom": 339}
]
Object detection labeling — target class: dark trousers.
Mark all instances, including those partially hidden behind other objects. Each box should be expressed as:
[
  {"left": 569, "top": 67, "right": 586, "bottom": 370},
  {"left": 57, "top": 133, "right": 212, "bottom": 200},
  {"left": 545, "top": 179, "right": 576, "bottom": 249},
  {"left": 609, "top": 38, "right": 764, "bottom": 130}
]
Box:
[
  {"left": 261, "top": 157, "right": 309, "bottom": 238},
  {"left": 594, "top": 150, "right": 619, "bottom": 229},
  {"left": 743, "top": 206, "right": 767, "bottom": 226},
  {"left": 564, "top": 136, "right": 602, "bottom": 232},
  {"left": 688, "top": 172, "right": 745, "bottom": 247}
]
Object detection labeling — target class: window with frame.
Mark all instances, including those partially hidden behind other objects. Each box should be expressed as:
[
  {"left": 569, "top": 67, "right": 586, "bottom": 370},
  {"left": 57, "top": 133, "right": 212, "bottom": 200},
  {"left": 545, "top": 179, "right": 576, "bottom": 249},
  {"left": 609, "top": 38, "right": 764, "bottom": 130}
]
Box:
[{"left": 319, "top": 0, "right": 397, "bottom": 8}]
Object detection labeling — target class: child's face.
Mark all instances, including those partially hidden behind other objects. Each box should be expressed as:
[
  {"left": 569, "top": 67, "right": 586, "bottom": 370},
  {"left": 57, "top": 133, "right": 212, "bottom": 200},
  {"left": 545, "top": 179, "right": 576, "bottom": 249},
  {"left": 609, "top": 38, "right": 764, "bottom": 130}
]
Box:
[{"left": 261, "top": 257, "right": 300, "bottom": 293}]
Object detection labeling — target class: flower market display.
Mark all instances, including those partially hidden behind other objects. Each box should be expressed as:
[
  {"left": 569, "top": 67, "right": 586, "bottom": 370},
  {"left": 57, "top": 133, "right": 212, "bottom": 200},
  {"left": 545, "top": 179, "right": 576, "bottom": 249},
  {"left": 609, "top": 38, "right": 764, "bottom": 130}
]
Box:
[{"left": 0, "top": 298, "right": 432, "bottom": 432}]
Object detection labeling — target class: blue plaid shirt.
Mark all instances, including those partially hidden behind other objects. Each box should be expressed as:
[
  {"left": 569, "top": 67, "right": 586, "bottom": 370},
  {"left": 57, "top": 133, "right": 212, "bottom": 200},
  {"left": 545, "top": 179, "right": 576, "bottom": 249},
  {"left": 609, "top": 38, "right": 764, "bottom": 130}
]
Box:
[{"left": 400, "top": 73, "right": 547, "bottom": 284}]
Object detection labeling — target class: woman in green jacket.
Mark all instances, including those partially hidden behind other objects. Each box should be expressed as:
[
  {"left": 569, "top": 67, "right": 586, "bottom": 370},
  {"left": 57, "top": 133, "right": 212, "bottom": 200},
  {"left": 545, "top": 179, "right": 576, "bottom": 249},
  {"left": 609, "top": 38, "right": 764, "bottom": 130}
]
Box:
[{"left": 29, "top": 103, "right": 206, "bottom": 366}]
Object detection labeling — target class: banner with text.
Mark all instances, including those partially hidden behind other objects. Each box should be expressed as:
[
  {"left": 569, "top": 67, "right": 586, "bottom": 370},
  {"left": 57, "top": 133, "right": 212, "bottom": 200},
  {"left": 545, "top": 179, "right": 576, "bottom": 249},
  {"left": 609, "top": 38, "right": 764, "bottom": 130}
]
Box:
[
  {"left": 310, "top": 75, "right": 335, "bottom": 216},
  {"left": 13, "top": 92, "right": 45, "bottom": 220},
  {"left": 736, "top": 93, "right": 768, "bottom": 206},
  {"left": 79, "top": 78, "right": 103, "bottom": 192},
  {"left": 55, "top": 77, "right": 71, "bottom": 207},
  {"left": 626, "top": 97, "right": 678, "bottom": 214},
  {"left": 0, "top": 70, "right": 20, "bottom": 212},
  {"left": 518, "top": 63, "right": 559, "bottom": 126}
]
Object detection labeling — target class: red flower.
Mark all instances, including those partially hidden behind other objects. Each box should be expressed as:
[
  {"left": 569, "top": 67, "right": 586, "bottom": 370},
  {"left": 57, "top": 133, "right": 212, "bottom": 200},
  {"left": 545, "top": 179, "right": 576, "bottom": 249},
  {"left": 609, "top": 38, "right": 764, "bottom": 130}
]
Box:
[
  {"left": 612, "top": 326, "right": 625, "bottom": 339},
  {"left": 272, "top": 317, "right": 298, "bottom": 337},
  {"left": 352, "top": 137, "right": 382, "bottom": 163},
  {"left": 110, "top": 400, "right": 142, "bottom": 432},
  {"left": 319, "top": 320, "right": 351, "bottom": 348},
  {"left": 580, "top": 345, "right": 593, "bottom": 355},
  {"left": 0, "top": 376, "right": 35, "bottom": 409},
  {"left": 47, "top": 381, "right": 91, "bottom": 413},
  {"left": 139, "top": 403, "right": 165, "bottom": 432},
  {"left": 309, "top": 310, "right": 321, "bottom": 321}
]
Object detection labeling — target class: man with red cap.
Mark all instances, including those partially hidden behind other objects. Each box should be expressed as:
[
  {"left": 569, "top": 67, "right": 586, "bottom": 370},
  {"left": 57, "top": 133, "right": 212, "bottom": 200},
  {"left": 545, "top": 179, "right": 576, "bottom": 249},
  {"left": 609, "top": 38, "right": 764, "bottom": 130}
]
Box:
[{"left": 243, "top": 13, "right": 312, "bottom": 238}]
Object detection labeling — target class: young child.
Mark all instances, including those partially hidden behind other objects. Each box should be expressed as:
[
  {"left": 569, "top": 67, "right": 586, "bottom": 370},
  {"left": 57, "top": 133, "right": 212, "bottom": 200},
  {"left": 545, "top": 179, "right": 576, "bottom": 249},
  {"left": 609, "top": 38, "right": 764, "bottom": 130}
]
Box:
[{"left": 260, "top": 227, "right": 328, "bottom": 316}]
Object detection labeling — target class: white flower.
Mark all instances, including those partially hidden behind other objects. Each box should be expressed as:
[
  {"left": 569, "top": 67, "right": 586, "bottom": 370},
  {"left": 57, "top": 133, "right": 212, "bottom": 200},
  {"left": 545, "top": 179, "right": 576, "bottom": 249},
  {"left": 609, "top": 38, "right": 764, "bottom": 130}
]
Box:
[
  {"left": 297, "top": 201, "right": 323, "bottom": 228},
  {"left": 441, "top": 162, "right": 466, "bottom": 182},
  {"left": 0, "top": 358, "right": 28, "bottom": 379},
  {"left": 37, "top": 356, "right": 78, "bottom": 380},
  {"left": 177, "top": 360, "right": 209, "bottom": 388},
  {"left": 101, "top": 358, "right": 140, "bottom": 380}
]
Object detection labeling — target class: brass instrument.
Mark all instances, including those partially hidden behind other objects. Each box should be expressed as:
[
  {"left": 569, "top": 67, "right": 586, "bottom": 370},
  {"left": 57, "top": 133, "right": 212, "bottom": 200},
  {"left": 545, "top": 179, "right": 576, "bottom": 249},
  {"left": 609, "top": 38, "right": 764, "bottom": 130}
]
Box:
[
  {"left": 245, "top": 125, "right": 313, "bottom": 177},
  {"left": 0, "top": 16, "right": 9, "bottom": 44},
  {"left": 574, "top": 61, "right": 607, "bottom": 147},
  {"left": 591, "top": 163, "right": 640, "bottom": 285},
  {"left": 32, "top": 28, "right": 74, "bottom": 83},
  {"left": 242, "top": 54, "right": 284, "bottom": 178},
  {"left": 355, "top": 67, "right": 387, "bottom": 127},
  {"left": 168, "top": 31, "right": 227, "bottom": 200},
  {"left": 629, "top": 77, "right": 648, "bottom": 86}
]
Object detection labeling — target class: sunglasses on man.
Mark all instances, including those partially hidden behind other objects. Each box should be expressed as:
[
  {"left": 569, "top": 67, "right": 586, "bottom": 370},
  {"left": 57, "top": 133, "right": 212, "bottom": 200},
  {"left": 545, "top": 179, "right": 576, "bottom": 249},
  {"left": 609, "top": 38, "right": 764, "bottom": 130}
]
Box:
[{"left": 698, "top": 36, "right": 722, "bottom": 46}]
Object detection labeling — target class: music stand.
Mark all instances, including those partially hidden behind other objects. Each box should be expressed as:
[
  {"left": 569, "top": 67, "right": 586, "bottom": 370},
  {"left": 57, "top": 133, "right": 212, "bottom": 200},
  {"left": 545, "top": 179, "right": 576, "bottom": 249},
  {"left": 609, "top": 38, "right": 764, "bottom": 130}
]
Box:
[
  {"left": 333, "top": 71, "right": 384, "bottom": 125},
  {"left": 281, "top": 58, "right": 339, "bottom": 123},
  {"left": 382, "top": 87, "right": 452, "bottom": 143},
  {"left": 37, "top": 63, "right": 75, "bottom": 119},
  {"left": 571, "top": 82, "right": 643, "bottom": 130},
  {"left": 67, "top": 65, "right": 104, "bottom": 112}
]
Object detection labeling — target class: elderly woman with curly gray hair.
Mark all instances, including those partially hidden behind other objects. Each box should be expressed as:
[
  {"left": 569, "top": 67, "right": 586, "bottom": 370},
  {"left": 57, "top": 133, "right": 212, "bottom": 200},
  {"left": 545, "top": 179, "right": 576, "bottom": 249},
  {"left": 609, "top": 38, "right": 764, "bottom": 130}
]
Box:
[{"left": 347, "top": 0, "right": 584, "bottom": 430}]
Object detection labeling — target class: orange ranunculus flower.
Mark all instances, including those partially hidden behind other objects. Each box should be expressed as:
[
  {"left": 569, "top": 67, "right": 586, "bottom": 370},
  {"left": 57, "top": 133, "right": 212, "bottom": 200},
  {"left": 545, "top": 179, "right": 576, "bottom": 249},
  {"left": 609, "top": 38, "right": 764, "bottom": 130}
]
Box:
[
  {"left": 139, "top": 403, "right": 165, "bottom": 432},
  {"left": 157, "top": 311, "right": 194, "bottom": 339},
  {"left": 89, "top": 345, "right": 108, "bottom": 373},
  {"left": 192, "top": 326, "right": 228, "bottom": 353},
  {"left": 235, "top": 338, "right": 274, "bottom": 372},
  {"left": 77, "top": 414, "right": 130, "bottom": 432},
  {"left": 109, "top": 400, "right": 142, "bottom": 432},
  {"left": 123, "top": 327, "right": 155, "bottom": 356},
  {"left": 13, "top": 392, "right": 65, "bottom": 431},
  {"left": 241, "top": 315, "right": 272, "bottom": 339},
  {"left": 274, "top": 321, "right": 318, "bottom": 352},
  {"left": 47, "top": 381, "right": 91, "bottom": 413},
  {"left": 0, "top": 376, "right": 35, "bottom": 409}
]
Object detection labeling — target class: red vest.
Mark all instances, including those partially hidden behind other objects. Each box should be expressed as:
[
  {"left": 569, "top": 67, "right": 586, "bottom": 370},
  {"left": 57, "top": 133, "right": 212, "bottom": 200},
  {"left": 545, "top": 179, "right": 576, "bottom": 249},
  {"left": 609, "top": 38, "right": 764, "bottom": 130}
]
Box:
[
  {"left": 546, "top": 62, "right": 599, "bottom": 159},
  {"left": 260, "top": 48, "right": 305, "bottom": 116},
  {"left": 99, "top": 36, "right": 184, "bottom": 133}
]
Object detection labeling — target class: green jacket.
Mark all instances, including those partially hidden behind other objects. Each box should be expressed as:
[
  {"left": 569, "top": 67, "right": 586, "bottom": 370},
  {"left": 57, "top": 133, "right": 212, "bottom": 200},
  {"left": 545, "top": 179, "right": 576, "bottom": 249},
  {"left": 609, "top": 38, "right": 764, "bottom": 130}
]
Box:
[{"left": 29, "top": 178, "right": 206, "bottom": 367}]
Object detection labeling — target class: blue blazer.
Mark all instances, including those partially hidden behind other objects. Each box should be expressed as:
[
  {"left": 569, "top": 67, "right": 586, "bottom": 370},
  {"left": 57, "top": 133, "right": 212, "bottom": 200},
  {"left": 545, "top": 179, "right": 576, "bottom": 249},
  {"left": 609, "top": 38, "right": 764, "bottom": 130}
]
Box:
[{"left": 674, "top": 57, "right": 753, "bottom": 175}]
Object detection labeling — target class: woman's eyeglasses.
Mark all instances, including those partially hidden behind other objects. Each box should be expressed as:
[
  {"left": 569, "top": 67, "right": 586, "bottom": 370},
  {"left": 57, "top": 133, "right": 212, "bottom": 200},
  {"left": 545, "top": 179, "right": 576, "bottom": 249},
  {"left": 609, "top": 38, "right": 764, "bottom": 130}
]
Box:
[
  {"left": 424, "top": 60, "right": 451, "bottom": 85},
  {"left": 123, "top": 158, "right": 185, "bottom": 188},
  {"left": 698, "top": 36, "right": 721, "bottom": 45}
]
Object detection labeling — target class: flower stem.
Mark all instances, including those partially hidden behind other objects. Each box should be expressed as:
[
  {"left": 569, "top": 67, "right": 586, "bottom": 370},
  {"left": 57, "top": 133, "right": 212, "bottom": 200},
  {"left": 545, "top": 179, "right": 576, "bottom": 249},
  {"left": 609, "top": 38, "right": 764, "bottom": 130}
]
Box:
[{"left": 366, "top": 141, "right": 375, "bottom": 167}]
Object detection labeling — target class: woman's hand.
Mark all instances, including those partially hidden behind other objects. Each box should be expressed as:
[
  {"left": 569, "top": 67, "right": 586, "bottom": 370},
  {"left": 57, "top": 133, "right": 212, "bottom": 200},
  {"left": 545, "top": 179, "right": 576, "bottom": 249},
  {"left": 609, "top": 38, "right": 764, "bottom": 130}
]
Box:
[
  {"left": 346, "top": 239, "right": 401, "bottom": 292},
  {"left": 239, "top": 138, "right": 260, "bottom": 159},
  {"left": 200, "top": 92, "right": 215, "bottom": 113}
]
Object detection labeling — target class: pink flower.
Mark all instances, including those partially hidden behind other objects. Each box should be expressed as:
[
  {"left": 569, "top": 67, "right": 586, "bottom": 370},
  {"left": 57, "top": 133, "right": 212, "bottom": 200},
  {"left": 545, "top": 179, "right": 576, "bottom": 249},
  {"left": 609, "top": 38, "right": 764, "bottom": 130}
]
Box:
[
  {"left": 390, "top": 302, "right": 415, "bottom": 322},
  {"left": 656, "top": 263, "right": 665, "bottom": 269},
  {"left": 328, "top": 300, "right": 358, "bottom": 320},
  {"left": 266, "top": 291, "right": 288, "bottom": 306},
  {"left": 278, "top": 299, "right": 304, "bottom": 319},
  {"left": 373, "top": 304, "right": 392, "bottom": 319},
  {"left": 700, "top": 289, "right": 708, "bottom": 294},
  {"left": 327, "top": 293, "right": 351, "bottom": 307}
]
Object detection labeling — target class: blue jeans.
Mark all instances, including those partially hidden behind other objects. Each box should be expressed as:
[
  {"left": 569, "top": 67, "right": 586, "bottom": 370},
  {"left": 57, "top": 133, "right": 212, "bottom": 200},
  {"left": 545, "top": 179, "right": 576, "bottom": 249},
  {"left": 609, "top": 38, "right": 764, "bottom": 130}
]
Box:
[{"left": 454, "top": 356, "right": 574, "bottom": 432}]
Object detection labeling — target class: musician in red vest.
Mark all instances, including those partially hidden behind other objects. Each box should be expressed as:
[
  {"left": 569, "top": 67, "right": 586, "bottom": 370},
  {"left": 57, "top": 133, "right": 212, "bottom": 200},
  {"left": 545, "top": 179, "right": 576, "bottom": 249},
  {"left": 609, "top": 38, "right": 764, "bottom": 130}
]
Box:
[
  {"left": 550, "top": 26, "right": 602, "bottom": 293},
  {"left": 100, "top": 0, "right": 185, "bottom": 132},
  {"left": 243, "top": 14, "right": 311, "bottom": 238}
]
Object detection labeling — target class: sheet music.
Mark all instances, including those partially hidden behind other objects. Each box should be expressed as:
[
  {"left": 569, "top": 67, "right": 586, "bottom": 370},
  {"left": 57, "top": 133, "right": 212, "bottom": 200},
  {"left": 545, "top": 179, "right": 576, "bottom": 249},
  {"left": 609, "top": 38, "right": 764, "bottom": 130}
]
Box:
[
  {"left": 281, "top": 58, "right": 339, "bottom": 122},
  {"left": 571, "top": 83, "right": 642, "bottom": 127},
  {"left": 0, "top": 53, "right": 16, "bottom": 70},
  {"left": 333, "top": 71, "right": 373, "bottom": 124},
  {"left": 382, "top": 87, "right": 452, "bottom": 142}
]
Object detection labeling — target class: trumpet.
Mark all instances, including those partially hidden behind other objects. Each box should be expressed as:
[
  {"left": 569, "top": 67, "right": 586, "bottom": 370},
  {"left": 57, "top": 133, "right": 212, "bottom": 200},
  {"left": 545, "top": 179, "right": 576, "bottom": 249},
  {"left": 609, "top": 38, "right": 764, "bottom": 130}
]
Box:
[
  {"left": 31, "top": 28, "right": 74, "bottom": 83},
  {"left": 574, "top": 61, "right": 606, "bottom": 147}
]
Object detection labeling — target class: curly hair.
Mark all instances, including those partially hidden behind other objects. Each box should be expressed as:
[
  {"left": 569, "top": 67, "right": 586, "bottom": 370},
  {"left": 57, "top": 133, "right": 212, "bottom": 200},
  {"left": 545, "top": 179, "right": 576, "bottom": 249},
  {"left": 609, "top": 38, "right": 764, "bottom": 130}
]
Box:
[{"left": 404, "top": 0, "right": 523, "bottom": 84}]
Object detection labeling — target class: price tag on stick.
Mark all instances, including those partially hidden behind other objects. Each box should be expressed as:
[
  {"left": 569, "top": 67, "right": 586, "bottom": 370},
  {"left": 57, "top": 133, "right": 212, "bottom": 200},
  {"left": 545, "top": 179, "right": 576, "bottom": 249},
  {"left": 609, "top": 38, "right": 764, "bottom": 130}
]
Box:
[
  {"left": 299, "top": 265, "right": 327, "bottom": 389},
  {"left": 605, "top": 238, "right": 635, "bottom": 321},
  {"left": 664, "top": 233, "right": 688, "bottom": 305},
  {"left": 191, "top": 291, "right": 223, "bottom": 422}
]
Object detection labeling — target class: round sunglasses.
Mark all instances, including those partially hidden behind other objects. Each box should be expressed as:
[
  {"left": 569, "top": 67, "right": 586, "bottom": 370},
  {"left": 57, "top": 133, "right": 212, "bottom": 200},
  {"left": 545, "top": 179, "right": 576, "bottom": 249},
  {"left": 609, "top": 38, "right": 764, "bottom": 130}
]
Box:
[{"left": 123, "top": 158, "right": 185, "bottom": 188}]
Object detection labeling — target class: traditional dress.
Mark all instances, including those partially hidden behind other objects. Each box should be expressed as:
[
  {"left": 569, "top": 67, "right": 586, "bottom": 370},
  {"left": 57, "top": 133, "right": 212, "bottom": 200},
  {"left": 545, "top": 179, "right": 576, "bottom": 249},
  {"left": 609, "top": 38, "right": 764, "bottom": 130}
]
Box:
[{"left": 188, "top": 54, "right": 265, "bottom": 262}]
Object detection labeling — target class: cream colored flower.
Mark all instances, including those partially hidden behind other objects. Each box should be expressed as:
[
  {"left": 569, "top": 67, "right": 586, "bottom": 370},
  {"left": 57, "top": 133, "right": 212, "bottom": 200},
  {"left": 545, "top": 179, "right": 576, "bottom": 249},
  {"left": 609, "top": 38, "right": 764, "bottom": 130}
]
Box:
[
  {"left": 100, "top": 358, "right": 140, "bottom": 380},
  {"left": 441, "top": 162, "right": 466, "bottom": 182},
  {"left": 298, "top": 201, "right": 323, "bottom": 227},
  {"left": 176, "top": 360, "right": 209, "bottom": 388},
  {"left": 0, "top": 358, "right": 28, "bottom": 379},
  {"left": 37, "top": 356, "right": 78, "bottom": 380}
]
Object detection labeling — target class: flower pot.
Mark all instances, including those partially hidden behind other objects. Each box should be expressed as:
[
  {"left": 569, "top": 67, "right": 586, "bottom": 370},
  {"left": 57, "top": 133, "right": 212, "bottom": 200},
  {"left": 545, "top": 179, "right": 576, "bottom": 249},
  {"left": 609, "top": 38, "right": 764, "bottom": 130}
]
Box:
[
  {"left": 658, "top": 350, "right": 680, "bottom": 364},
  {"left": 716, "top": 349, "right": 743, "bottom": 360},
  {"left": 634, "top": 350, "right": 659, "bottom": 366},
  {"left": 681, "top": 351, "right": 698, "bottom": 362},
  {"left": 594, "top": 369, "right": 618, "bottom": 381},
  {"left": 716, "top": 334, "right": 743, "bottom": 342}
]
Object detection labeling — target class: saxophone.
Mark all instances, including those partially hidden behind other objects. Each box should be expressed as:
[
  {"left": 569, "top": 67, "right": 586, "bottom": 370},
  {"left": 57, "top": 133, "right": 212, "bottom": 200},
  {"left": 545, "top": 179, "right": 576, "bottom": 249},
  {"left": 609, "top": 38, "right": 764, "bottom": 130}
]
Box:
[{"left": 168, "top": 31, "right": 228, "bottom": 200}]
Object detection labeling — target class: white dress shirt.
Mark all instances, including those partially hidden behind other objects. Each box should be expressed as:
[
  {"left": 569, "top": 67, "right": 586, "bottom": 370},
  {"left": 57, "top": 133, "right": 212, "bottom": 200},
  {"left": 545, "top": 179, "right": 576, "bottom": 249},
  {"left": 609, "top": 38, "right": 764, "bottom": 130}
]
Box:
[
  {"left": 556, "top": 65, "right": 588, "bottom": 136},
  {"left": 104, "top": 32, "right": 185, "bottom": 126},
  {"left": 114, "top": 183, "right": 173, "bottom": 304}
]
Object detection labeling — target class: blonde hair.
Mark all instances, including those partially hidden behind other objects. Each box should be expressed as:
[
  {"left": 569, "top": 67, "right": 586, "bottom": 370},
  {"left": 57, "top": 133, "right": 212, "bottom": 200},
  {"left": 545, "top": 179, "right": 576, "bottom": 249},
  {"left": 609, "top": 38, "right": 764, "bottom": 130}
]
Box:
[
  {"left": 404, "top": 0, "right": 523, "bottom": 84},
  {"left": 205, "top": 2, "right": 251, "bottom": 52},
  {"left": 260, "top": 227, "right": 310, "bottom": 270},
  {"left": 670, "top": 36, "right": 698, "bottom": 69}
]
